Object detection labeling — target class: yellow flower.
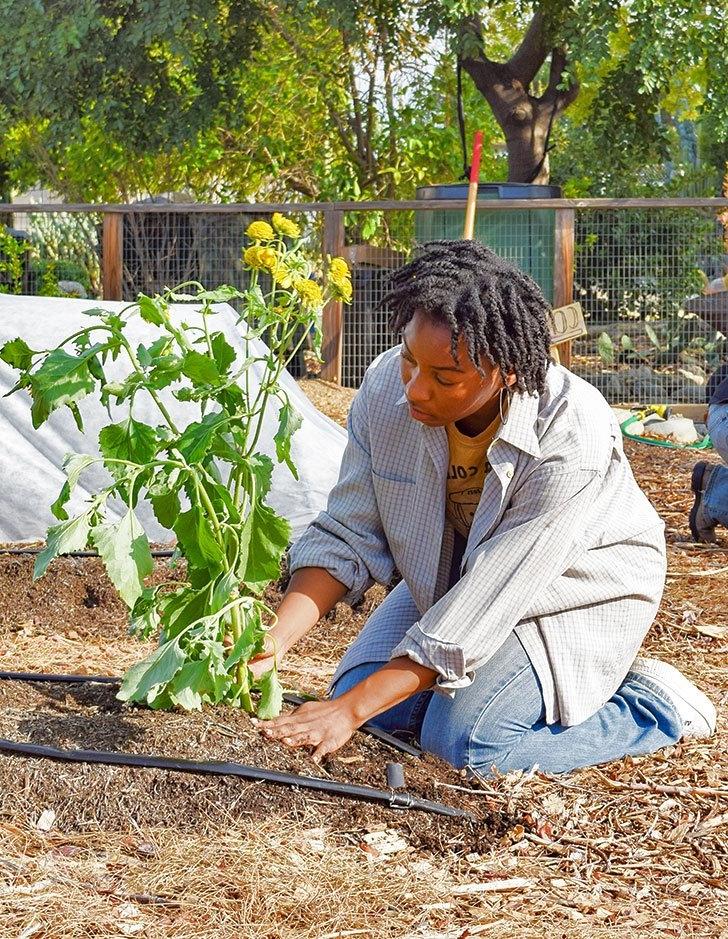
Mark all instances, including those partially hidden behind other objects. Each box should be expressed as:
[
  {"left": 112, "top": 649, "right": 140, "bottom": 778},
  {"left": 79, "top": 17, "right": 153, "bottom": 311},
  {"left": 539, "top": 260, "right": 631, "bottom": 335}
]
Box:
[
  {"left": 258, "top": 247, "right": 277, "bottom": 270},
  {"left": 243, "top": 246, "right": 264, "bottom": 269},
  {"left": 272, "top": 213, "right": 301, "bottom": 238},
  {"left": 329, "top": 257, "right": 350, "bottom": 281},
  {"left": 294, "top": 277, "right": 324, "bottom": 306},
  {"left": 246, "top": 220, "right": 275, "bottom": 242},
  {"left": 271, "top": 261, "right": 294, "bottom": 288}
]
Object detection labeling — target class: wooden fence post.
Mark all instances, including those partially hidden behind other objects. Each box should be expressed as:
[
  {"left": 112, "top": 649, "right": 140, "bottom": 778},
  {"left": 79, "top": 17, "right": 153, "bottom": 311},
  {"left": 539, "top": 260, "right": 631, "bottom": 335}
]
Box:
[
  {"left": 320, "top": 209, "right": 345, "bottom": 383},
  {"left": 553, "top": 208, "right": 576, "bottom": 368},
  {"left": 102, "top": 212, "right": 123, "bottom": 301}
]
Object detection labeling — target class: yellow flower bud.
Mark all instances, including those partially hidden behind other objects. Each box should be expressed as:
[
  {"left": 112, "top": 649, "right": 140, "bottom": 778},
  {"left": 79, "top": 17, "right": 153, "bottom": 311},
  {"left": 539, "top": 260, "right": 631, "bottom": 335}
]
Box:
[
  {"left": 246, "top": 220, "right": 275, "bottom": 242},
  {"left": 272, "top": 213, "right": 301, "bottom": 238}
]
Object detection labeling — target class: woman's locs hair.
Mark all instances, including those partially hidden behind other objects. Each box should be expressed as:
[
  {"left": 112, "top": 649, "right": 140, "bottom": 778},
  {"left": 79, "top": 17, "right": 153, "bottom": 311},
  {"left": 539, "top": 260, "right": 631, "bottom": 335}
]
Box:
[{"left": 381, "top": 240, "right": 551, "bottom": 396}]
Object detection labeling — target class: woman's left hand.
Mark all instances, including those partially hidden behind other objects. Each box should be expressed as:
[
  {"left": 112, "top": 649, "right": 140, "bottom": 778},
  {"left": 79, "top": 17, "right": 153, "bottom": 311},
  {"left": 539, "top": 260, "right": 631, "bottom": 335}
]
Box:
[{"left": 255, "top": 699, "right": 360, "bottom": 762}]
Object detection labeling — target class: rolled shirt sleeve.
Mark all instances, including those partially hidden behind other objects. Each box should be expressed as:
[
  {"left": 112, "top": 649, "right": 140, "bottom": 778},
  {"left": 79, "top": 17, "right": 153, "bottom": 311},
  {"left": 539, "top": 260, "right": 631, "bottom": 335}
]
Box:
[
  {"left": 390, "top": 464, "right": 602, "bottom": 691},
  {"left": 288, "top": 374, "right": 395, "bottom": 605}
]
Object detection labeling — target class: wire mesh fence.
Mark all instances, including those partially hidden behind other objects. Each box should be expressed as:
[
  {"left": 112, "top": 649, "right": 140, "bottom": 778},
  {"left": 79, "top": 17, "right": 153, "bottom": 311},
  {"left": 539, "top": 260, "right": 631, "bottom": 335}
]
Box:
[{"left": 1, "top": 199, "right": 727, "bottom": 403}]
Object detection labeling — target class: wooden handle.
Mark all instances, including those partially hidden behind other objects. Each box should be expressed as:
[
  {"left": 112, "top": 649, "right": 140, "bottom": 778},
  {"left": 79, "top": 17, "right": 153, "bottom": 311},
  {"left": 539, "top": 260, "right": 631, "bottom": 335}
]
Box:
[{"left": 462, "top": 131, "right": 483, "bottom": 240}]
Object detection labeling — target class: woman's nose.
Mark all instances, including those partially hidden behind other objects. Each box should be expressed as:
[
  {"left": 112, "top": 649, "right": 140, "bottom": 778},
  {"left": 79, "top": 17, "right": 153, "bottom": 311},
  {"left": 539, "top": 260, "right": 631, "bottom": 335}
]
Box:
[{"left": 405, "top": 371, "right": 431, "bottom": 404}]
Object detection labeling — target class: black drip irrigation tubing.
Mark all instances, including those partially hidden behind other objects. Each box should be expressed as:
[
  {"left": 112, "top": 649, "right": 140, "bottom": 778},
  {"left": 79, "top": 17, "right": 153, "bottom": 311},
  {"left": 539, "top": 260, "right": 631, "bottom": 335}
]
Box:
[{"left": 0, "top": 671, "right": 467, "bottom": 820}]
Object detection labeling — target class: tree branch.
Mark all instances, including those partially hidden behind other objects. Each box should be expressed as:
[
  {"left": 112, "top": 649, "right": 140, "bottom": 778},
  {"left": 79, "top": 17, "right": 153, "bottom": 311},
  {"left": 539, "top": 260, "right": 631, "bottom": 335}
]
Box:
[
  {"left": 508, "top": 11, "right": 550, "bottom": 87},
  {"left": 541, "top": 46, "right": 579, "bottom": 112}
]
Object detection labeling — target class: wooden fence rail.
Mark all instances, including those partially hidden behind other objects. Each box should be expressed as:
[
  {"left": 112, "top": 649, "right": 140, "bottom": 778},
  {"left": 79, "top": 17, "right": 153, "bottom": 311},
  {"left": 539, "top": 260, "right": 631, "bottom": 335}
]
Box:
[{"left": 3, "top": 197, "right": 727, "bottom": 383}]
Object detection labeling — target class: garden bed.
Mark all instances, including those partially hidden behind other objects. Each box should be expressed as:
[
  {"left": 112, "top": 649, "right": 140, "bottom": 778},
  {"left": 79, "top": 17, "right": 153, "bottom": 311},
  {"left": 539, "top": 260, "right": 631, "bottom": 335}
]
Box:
[{"left": 0, "top": 380, "right": 726, "bottom": 938}]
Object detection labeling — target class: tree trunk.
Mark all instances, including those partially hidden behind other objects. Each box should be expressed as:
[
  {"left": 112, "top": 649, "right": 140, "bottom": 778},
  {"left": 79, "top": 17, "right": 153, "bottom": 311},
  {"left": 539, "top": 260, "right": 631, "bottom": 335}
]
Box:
[
  {"left": 0, "top": 162, "right": 13, "bottom": 227},
  {"left": 459, "top": 14, "right": 579, "bottom": 184}
]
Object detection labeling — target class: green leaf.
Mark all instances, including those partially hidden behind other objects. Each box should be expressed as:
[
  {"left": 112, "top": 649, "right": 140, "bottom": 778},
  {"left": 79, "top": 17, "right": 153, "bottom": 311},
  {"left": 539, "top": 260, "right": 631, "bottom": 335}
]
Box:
[
  {"left": 174, "top": 505, "right": 226, "bottom": 575},
  {"left": 248, "top": 453, "right": 274, "bottom": 501},
  {"left": 151, "top": 489, "right": 181, "bottom": 529},
  {"left": 620, "top": 334, "right": 635, "bottom": 351},
  {"left": 210, "top": 332, "right": 237, "bottom": 375},
  {"left": 645, "top": 322, "right": 662, "bottom": 350},
  {"left": 117, "top": 639, "right": 186, "bottom": 705},
  {"left": 0, "top": 337, "right": 35, "bottom": 371},
  {"left": 197, "top": 285, "right": 243, "bottom": 302},
  {"left": 597, "top": 332, "right": 615, "bottom": 366},
  {"left": 177, "top": 411, "right": 227, "bottom": 463},
  {"left": 225, "top": 608, "right": 263, "bottom": 670},
  {"left": 137, "top": 295, "right": 168, "bottom": 327},
  {"left": 181, "top": 350, "right": 220, "bottom": 386},
  {"left": 211, "top": 568, "right": 239, "bottom": 613},
  {"left": 273, "top": 401, "right": 302, "bottom": 479},
  {"left": 91, "top": 509, "right": 154, "bottom": 608},
  {"left": 256, "top": 668, "right": 284, "bottom": 720},
  {"left": 51, "top": 453, "right": 97, "bottom": 520},
  {"left": 169, "top": 656, "right": 232, "bottom": 710},
  {"left": 99, "top": 417, "right": 158, "bottom": 474},
  {"left": 130, "top": 587, "right": 161, "bottom": 639},
  {"left": 34, "top": 511, "right": 94, "bottom": 580},
  {"left": 244, "top": 503, "right": 290, "bottom": 590},
  {"left": 28, "top": 347, "right": 99, "bottom": 428}
]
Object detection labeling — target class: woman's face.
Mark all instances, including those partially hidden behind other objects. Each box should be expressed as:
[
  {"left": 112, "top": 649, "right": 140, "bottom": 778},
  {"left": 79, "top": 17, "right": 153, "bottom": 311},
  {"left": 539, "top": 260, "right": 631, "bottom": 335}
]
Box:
[{"left": 399, "top": 309, "right": 511, "bottom": 429}]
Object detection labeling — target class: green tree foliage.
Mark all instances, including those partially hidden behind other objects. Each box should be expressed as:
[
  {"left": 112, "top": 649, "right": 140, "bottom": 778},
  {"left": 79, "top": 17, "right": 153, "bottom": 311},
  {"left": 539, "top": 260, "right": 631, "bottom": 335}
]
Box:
[
  {"left": 0, "top": 0, "right": 263, "bottom": 200},
  {"left": 315, "top": 0, "right": 727, "bottom": 186}
]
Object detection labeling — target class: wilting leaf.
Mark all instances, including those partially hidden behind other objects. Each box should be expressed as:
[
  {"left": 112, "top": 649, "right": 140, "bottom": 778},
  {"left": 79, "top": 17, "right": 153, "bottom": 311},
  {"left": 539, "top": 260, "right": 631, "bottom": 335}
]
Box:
[
  {"left": 51, "top": 453, "right": 97, "bottom": 520},
  {"left": 596, "top": 332, "right": 615, "bottom": 366},
  {"left": 34, "top": 511, "right": 94, "bottom": 580},
  {"left": 256, "top": 668, "right": 284, "bottom": 720},
  {"left": 273, "top": 401, "right": 302, "bottom": 478},
  {"left": 29, "top": 347, "right": 100, "bottom": 427},
  {"left": 244, "top": 504, "right": 290, "bottom": 590},
  {"left": 117, "top": 639, "right": 186, "bottom": 704},
  {"left": 137, "top": 295, "right": 168, "bottom": 327},
  {"left": 91, "top": 509, "right": 154, "bottom": 608},
  {"left": 174, "top": 505, "right": 225, "bottom": 575}
]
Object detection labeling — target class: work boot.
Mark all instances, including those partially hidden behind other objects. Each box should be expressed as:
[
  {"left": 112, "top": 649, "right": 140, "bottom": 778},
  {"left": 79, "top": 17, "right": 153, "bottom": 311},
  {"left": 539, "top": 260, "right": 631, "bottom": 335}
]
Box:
[
  {"left": 689, "top": 462, "right": 718, "bottom": 543},
  {"left": 630, "top": 658, "right": 717, "bottom": 740}
]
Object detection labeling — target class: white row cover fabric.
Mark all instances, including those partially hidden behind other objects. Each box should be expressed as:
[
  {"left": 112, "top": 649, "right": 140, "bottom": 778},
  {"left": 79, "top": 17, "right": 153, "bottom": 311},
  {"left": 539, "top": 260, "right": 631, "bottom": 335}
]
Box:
[{"left": 0, "top": 295, "right": 346, "bottom": 543}]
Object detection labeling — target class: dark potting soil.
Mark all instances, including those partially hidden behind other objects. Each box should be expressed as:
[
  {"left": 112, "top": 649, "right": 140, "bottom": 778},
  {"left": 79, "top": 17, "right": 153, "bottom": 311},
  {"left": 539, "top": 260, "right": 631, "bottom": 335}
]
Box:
[
  {"left": 0, "top": 554, "right": 505, "bottom": 849},
  {"left": 0, "top": 678, "right": 503, "bottom": 850}
]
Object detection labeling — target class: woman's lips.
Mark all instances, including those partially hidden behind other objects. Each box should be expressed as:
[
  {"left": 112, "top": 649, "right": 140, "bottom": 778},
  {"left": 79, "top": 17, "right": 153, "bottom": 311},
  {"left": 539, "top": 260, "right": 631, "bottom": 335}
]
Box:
[{"left": 408, "top": 402, "right": 433, "bottom": 420}]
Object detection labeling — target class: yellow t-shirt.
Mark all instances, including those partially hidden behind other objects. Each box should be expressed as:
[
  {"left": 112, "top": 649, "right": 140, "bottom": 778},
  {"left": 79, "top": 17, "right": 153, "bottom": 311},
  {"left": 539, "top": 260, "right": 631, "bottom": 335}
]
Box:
[{"left": 445, "top": 414, "right": 501, "bottom": 538}]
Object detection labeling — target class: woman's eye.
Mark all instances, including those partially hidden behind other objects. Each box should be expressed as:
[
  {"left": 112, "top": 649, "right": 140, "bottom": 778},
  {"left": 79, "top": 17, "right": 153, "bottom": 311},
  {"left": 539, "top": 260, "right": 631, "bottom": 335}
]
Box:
[{"left": 436, "top": 375, "right": 455, "bottom": 387}]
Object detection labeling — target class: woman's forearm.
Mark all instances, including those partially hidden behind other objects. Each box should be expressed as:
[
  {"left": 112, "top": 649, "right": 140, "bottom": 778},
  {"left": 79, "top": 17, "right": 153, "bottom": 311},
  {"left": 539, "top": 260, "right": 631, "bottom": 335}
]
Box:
[
  {"left": 271, "top": 566, "right": 349, "bottom": 655},
  {"left": 337, "top": 657, "right": 438, "bottom": 725}
]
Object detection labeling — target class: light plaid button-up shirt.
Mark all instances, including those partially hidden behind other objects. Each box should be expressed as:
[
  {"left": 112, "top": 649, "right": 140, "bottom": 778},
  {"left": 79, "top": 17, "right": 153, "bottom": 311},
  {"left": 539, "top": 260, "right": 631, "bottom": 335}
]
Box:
[{"left": 289, "top": 348, "right": 666, "bottom": 726}]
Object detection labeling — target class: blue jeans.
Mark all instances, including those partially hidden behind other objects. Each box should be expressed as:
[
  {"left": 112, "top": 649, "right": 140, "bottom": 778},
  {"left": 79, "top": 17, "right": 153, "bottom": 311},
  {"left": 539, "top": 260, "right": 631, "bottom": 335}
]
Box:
[
  {"left": 330, "top": 631, "right": 682, "bottom": 776},
  {"left": 705, "top": 404, "right": 728, "bottom": 527}
]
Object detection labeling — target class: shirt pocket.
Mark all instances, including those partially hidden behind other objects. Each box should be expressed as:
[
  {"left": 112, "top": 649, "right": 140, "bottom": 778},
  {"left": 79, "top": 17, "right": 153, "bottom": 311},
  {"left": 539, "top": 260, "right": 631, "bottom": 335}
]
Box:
[{"left": 371, "top": 471, "right": 416, "bottom": 561}]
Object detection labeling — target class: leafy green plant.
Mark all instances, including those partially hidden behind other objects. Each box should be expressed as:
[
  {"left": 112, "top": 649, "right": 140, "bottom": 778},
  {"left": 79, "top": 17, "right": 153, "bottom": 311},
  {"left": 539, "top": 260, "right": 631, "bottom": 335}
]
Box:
[
  {"left": 1, "top": 215, "right": 352, "bottom": 716},
  {"left": 0, "top": 224, "right": 28, "bottom": 294}
]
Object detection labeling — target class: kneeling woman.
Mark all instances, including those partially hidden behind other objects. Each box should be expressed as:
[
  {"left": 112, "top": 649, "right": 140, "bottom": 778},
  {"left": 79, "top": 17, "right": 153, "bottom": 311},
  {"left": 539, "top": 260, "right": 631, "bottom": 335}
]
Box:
[{"left": 252, "top": 240, "right": 716, "bottom": 774}]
